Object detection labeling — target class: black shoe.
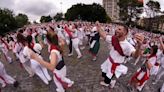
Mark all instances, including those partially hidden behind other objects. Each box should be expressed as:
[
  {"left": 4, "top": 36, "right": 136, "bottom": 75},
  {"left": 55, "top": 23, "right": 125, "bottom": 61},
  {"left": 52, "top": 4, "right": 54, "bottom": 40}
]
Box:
[
  {"left": 158, "top": 88, "right": 161, "bottom": 92},
  {"left": 13, "top": 81, "right": 19, "bottom": 88}
]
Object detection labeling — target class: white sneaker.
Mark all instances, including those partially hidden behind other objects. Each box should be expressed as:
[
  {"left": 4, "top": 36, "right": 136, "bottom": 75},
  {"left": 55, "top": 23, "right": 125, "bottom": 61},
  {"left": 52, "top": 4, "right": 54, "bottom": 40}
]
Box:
[
  {"left": 100, "top": 81, "right": 109, "bottom": 87},
  {"left": 110, "top": 80, "right": 116, "bottom": 88},
  {"left": 56, "top": 88, "right": 65, "bottom": 92},
  {"left": 152, "top": 81, "right": 158, "bottom": 84},
  {"left": 2, "top": 83, "right": 6, "bottom": 88},
  {"left": 92, "top": 57, "right": 97, "bottom": 61},
  {"left": 68, "top": 81, "right": 74, "bottom": 87},
  {"left": 80, "top": 46, "right": 85, "bottom": 50},
  {"left": 48, "top": 77, "right": 52, "bottom": 81},
  {"left": 29, "top": 74, "right": 34, "bottom": 78},
  {"left": 77, "top": 55, "right": 82, "bottom": 59},
  {"left": 68, "top": 53, "right": 73, "bottom": 57}
]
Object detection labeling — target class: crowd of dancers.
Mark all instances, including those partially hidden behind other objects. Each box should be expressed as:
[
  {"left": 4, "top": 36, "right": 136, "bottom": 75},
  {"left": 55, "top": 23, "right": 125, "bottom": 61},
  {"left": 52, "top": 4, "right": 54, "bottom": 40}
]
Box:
[{"left": 0, "top": 21, "right": 164, "bottom": 92}]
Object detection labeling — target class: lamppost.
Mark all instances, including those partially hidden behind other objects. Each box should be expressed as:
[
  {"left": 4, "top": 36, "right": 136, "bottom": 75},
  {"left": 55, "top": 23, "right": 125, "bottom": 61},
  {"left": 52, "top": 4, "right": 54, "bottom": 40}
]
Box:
[{"left": 60, "top": 2, "right": 63, "bottom": 13}]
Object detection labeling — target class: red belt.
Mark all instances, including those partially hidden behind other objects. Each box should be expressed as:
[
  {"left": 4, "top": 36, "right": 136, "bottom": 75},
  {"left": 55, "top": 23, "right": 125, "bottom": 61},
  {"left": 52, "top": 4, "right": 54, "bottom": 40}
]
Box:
[{"left": 108, "top": 56, "right": 120, "bottom": 74}]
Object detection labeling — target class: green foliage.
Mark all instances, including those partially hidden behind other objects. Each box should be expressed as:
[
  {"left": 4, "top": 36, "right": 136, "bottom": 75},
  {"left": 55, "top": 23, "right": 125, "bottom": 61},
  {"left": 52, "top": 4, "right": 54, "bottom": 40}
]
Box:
[
  {"left": 15, "top": 13, "right": 28, "bottom": 28},
  {"left": 118, "top": 0, "right": 143, "bottom": 26},
  {"left": 40, "top": 15, "right": 52, "bottom": 23},
  {"left": 65, "top": 3, "right": 110, "bottom": 23},
  {"left": 53, "top": 13, "right": 64, "bottom": 21},
  {"left": 0, "top": 8, "right": 17, "bottom": 34},
  {"left": 146, "top": 0, "right": 160, "bottom": 13},
  {"left": 145, "top": 0, "right": 161, "bottom": 31}
]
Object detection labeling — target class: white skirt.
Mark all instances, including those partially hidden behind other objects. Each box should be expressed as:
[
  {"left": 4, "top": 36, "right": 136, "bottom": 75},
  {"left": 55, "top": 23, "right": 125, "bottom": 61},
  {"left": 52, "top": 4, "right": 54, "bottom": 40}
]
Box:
[{"left": 101, "top": 58, "right": 128, "bottom": 79}]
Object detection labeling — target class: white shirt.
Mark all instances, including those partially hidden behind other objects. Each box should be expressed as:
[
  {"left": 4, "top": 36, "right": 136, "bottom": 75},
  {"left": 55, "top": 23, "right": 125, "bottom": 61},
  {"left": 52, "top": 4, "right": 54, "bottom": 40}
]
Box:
[{"left": 106, "top": 35, "right": 136, "bottom": 63}]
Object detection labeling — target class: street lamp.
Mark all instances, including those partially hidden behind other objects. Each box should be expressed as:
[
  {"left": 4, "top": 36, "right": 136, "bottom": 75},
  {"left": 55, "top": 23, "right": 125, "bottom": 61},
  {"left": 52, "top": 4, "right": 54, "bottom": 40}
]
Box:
[{"left": 60, "top": 2, "right": 63, "bottom": 13}]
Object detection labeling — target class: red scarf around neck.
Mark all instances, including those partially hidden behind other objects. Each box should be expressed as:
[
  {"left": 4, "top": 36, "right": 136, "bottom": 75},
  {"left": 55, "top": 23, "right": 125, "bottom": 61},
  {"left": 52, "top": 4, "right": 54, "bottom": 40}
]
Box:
[{"left": 64, "top": 26, "right": 72, "bottom": 38}]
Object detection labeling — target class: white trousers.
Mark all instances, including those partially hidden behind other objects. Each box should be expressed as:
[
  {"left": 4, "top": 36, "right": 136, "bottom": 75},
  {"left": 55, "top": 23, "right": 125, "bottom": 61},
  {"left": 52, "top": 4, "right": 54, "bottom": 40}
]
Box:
[
  {"left": 31, "top": 59, "right": 51, "bottom": 85},
  {"left": 53, "top": 66, "right": 73, "bottom": 92},
  {"left": 0, "top": 62, "right": 15, "bottom": 85},
  {"left": 161, "top": 82, "right": 164, "bottom": 92},
  {"left": 72, "top": 38, "right": 82, "bottom": 56},
  {"left": 18, "top": 52, "right": 34, "bottom": 76}
]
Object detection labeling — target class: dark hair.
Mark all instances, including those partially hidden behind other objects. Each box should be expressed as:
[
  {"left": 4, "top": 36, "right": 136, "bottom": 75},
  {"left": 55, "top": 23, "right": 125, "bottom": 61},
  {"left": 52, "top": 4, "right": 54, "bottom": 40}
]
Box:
[
  {"left": 49, "top": 26, "right": 54, "bottom": 31},
  {"left": 151, "top": 45, "right": 158, "bottom": 56},
  {"left": 26, "top": 35, "right": 33, "bottom": 48},
  {"left": 46, "top": 31, "right": 62, "bottom": 53},
  {"left": 118, "top": 23, "right": 129, "bottom": 34},
  {"left": 16, "top": 33, "right": 27, "bottom": 46},
  {"left": 57, "top": 25, "right": 60, "bottom": 28},
  {"left": 46, "top": 31, "right": 58, "bottom": 46},
  {"left": 9, "top": 37, "right": 14, "bottom": 42}
]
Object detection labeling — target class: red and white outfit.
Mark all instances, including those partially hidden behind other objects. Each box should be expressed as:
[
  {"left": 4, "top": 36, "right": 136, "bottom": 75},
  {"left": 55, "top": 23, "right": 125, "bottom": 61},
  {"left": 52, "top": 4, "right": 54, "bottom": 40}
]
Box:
[
  {"left": 49, "top": 45, "right": 74, "bottom": 92},
  {"left": 22, "top": 46, "right": 35, "bottom": 77},
  {"left": 0, "top": 40, "right": 12, "bottom": 63},
  {"left": 30, "top": 43, "right": 52, "bottom": 85},
  {"left": 130, "top": 67, "right": 150, "bottom": 91},
  {"left": 148, "top": 55, "right": 158, "bottom": 75},
  {"left": 0, "top": 61, "right": 16, "bottom": 87},
  {"left": 101, "top": 35, "right": 135, "bottom": 86},
  {"left": 71, "top": 29, "right": 82, "bottom": 58}
]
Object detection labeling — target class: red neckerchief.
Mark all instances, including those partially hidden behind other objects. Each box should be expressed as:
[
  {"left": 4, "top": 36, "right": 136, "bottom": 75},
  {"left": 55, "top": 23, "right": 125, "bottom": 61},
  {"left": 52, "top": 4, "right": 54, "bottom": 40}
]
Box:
[
  {"left": 111, "top": 36, "right": 125, "bottom": 56},
  {"left": 28, "top": 42, "right": 34, "bottom": 49},
  {"left": 50, "top": 44, "right": 60, "bottom": 53},
  {"left": 64, "top": 26, "right": 72, "bottom": 38},
  {"left": 148, "top": 54, "right": 156, "bottom": 59}
]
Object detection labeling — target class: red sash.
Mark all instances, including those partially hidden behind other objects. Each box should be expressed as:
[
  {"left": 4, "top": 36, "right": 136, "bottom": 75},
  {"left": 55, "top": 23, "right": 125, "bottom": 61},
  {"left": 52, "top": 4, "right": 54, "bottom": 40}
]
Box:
[
  {"left": 131, "top": 69, "right": 149, "bottom": 86},
  {"left": 109, "top": 55, "right": 120, "bottom": 74},
  {"left": 0, "top": 76, "right": 7, "bottom": 85},
  {"left": 1, "top": 39, "right": 9, "bottom": 50},
  {"left": 111, "top": 36, "right": 125, "bottom": 56},
  {"left": 53, "top": 73, "right": 69, "bottom": 89},
  {"left": 64, "top": 26, "right": 72, "bottom": 38}
]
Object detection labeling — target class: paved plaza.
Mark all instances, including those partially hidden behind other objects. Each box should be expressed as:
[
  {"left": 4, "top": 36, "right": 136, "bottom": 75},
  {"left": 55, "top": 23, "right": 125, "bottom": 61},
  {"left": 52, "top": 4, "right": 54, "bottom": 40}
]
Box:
[{"left": 1, "top": 40, "right": 163, "bottom": 92}]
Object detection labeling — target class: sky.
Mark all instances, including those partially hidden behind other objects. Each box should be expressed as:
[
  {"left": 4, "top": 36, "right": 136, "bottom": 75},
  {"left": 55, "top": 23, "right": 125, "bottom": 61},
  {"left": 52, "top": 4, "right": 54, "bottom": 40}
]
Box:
[{"left": 0, "top": 0, "right": 163, "bottom": 22}]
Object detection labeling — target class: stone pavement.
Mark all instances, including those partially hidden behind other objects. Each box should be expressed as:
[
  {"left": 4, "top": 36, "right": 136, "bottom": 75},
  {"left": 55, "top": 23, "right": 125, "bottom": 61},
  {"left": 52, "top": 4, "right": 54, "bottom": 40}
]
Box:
[{"left": 1, "top": 40, "right": 163, "bottom": 92}]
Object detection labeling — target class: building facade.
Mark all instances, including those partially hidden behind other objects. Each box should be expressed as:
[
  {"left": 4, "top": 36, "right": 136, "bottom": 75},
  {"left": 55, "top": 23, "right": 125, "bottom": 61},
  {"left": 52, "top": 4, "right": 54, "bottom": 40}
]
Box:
[{"left": 103, "top": 0, "right": 120, "bottom": 22}]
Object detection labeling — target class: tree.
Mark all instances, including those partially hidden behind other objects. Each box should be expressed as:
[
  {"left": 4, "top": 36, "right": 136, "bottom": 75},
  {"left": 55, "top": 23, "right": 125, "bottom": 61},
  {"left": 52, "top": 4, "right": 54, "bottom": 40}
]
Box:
[
  {"left": 65, "top": 3, "right": 110, "bottom": 23},
  {"left": 15, "top": 13, "right": 28, "bottom": 28},
  {"left": 53, "top": 13, "right": 63, "bottom": 21},
  {"left": 0, "top": 8, "right": 17, "bottom": 34},
  {"left": 118, "top": 0, "right": 143, "bottom": 26},
  {"left": 40, "top": 15, "right": 52, "bottom": 23},
  {"left": 145, "top": 0, "right": 161, "bottom": 31}
]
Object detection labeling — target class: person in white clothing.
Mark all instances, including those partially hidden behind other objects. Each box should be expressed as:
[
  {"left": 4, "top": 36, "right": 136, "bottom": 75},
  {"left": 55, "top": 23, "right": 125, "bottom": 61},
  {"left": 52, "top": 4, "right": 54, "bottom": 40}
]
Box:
[
  {"left": 97, "top": 22, "right": 144, "bottom": 88},
  {"left": 16, "top": 33, "right": 35, "bottom": 77},
  {"left": 30, "top": 31, "right": 74, "bottom": 92},
  {"left": 69, "top": 24, "right": 82, "bottom": 59},
  {"left": 25, "top": 35, "right": 52, "bottom": 85},
  {"left": 0, "top": 38, "right": 12, "bottom": 64},
  {"left": 0, "top": 61, "right": 19, "bottom": 88}
]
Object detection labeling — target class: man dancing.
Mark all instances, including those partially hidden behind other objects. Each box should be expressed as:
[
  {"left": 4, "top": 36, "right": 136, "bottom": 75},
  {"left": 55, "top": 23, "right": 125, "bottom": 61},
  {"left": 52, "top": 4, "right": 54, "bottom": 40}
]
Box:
[{"left": 97, "top": 23, "right": 144, "bottom": 88}]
